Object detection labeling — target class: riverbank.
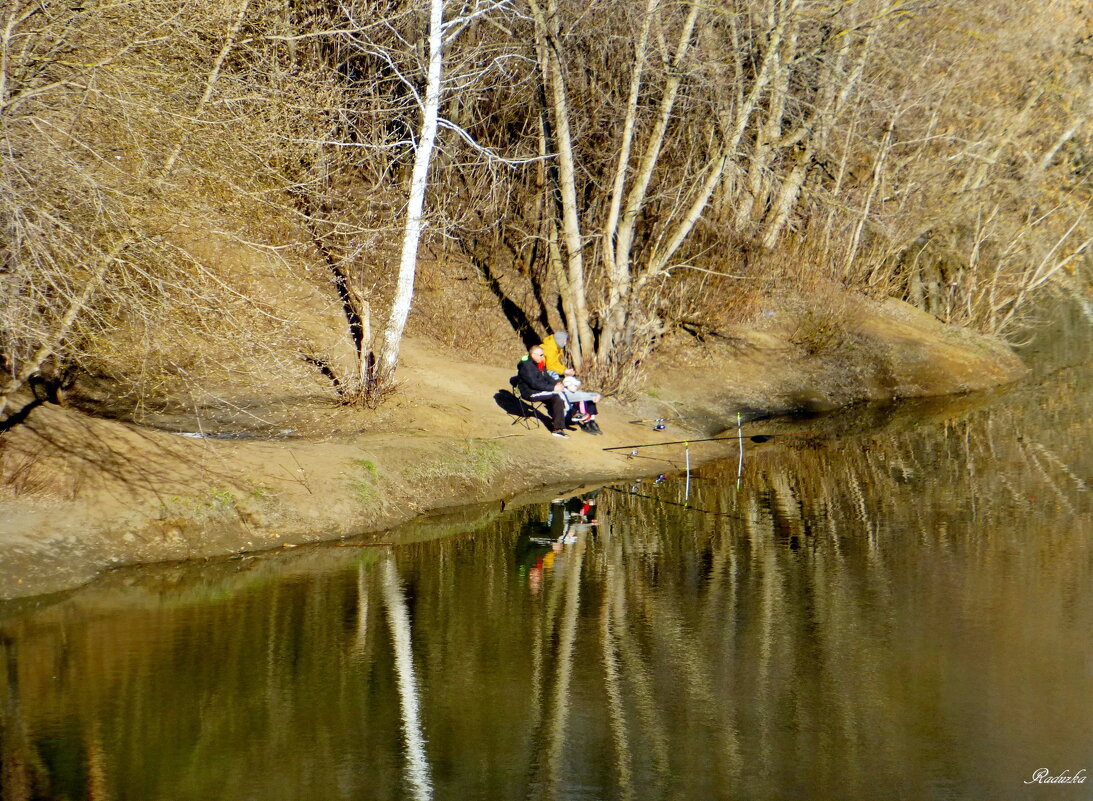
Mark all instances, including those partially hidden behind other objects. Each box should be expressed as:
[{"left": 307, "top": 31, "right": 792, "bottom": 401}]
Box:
[{"left": 0, "top": 293, "right": 1025, "bottom": 599}]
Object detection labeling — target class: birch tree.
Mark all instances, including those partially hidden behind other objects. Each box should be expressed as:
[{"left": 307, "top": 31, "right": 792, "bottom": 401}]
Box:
[
  {"left": 372, "top": 0, "right": 447, "bottom": 386},
  {"left": 290, "top": 0, "right": 514, "bottom": 399},
  {"left": 526, "top": 0, "right": 595, "bottom": 369},
  {"left": 518, "top": 0, "right": 800, "bottom": 383}
]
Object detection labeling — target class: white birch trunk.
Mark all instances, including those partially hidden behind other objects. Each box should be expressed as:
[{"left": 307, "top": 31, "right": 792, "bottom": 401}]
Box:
[
  {"left": 640, "top": 6, "right": 795, "bottom": 284},
  {"left": 599, "top": 0, "right": 700, "bottom": 357},
  {"left": 0, "top": 256, "right": 111, "bottom": 415},
  {"left": 598, "top": 0, "right": 659, "bottom": 358},
  {"left": 528, "top": 0, "right": 593, "bottom": 368},
  {"left": 1035, "top": 115, "right": 1086, "bottom": 174},
  {"left": 760, "top": 146, "right": 811, "bottom": 249},
  {"left": 735, "top": 22, "right": 795, "bottom": 231},
  {"left": 843, "top": 119, "right": 894, "bottom": 275},
  {"left": 376, "top": 0, "right": 445, "bottom": 381},
  {"left": 547, "top": 58, "right": 594, "bottom": 368},
  {"left": 602, "top": 0, "right": 659, "bottom": 283},
  {"left": 760, "top": 18, "right": 872, "bottom": 249},
  {"left": 612, "top": 0, "right": 701, "bottom": 280}
]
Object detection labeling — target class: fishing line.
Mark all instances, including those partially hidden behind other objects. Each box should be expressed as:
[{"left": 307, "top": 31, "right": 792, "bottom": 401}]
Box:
[
  {"left": 603, "top": 431, "right": 817, "bottom": 452},
  {"left": 601, "top": 485, "right": 751, "bottom": 523}
]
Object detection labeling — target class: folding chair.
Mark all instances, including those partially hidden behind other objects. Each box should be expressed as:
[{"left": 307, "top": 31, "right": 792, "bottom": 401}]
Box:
[{"left": 505, "top": 375, "right": 549, "bottom": 429}]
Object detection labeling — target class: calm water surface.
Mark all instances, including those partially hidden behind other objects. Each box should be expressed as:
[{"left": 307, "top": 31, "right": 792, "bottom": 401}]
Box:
[{"left": 1, "top": 304, "right": 1090, "bottom": 801}]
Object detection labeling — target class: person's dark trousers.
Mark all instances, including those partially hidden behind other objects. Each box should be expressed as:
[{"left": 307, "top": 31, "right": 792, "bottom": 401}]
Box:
[{"left": 531, "top": 392, "right": 567, "bottom": 431}]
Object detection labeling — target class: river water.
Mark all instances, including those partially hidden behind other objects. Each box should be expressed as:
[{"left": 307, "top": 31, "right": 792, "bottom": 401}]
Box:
[{"left": 1, "top": 303, "right": 1089, "bottom": 801}]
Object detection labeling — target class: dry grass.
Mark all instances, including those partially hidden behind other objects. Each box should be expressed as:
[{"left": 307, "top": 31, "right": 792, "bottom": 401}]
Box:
[
  {"left": 406, "top": 440, "right": 509, "bottom": 493},
  {"left": 0, "top": 439, "right": 83, "bottom": 501}
]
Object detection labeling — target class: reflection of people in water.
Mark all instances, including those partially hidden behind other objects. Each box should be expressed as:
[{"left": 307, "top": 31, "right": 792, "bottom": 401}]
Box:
[
  {"left": 549, "top": 492, "right": 599, "bottom": 544},
  {"left": 517, "top": 491, "right": 599, "bottom": 593},
  {"left": 515, "top": 517, "right": 555, "bottom": 596}
]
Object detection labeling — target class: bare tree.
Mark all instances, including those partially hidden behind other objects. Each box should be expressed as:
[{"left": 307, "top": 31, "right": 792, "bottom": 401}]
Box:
[
  {"left": 370, "top": 0, "right": 449, "bottom": 386},
  {"left": 2, "top": 0, "right": 1087, "bottom": 424}
]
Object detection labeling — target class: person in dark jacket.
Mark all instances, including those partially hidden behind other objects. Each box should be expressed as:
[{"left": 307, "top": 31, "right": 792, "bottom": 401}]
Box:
[
  {"left": 538, "top": 331, "right": 603, "bottom": 434},
  {"left": 516, "top": 345, "right": 570, "bottom": 437}
]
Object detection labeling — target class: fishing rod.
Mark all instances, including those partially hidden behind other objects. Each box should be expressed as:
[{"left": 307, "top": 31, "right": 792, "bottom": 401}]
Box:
[
  {"left": 627, "top": 415, "right": 724, "bottom": 425},
  {"left": 603, "top": 431, "right": 817, "bottom": 451},
  {"left": 628, "top": 414, "right": 770, "bottom": 432},
  {"left": 631, "top": 416, "right": 716, "bottom": 432},
  {"left": 601, "top": 485, "right": 750, "bottom": 522}
]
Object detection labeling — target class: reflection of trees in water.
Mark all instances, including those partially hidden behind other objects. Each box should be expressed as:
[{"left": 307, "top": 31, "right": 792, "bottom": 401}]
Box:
[
  {"left": 0, "top": 387, "right": 1089, "bottom": 799},
  {"left": 584, "top": 391, "right": 1089, "bottom": 795},
  {"left": 382, "top": 557, "right": 432, "bottom": 801}
]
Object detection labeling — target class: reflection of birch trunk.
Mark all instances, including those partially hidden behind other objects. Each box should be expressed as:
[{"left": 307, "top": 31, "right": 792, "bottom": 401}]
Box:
[
  {"left": 525, "top": 532, "right": 567, "bottom": 793},
  {"left": 611, "top": 528, "right": 671, "bottom": 780},
  {"left": 701, "top": 525, "right": 736, "bottom": 640},
  {"left": 811, "top": 538, "right": 864, "bottom": 777},
  {"left": 845, "top": 472, "right": 870, "bottom": 544},
  {"left": 644, "top": 591, "right": 742, "bottom": 777},
  {"left": 527, "top": 589, "right": 546, "bottom": 754},
  {"left": 382, "top": 558, "right": 433, "bottom": 801},
  {"left": 86, "top": 721, "right": 110, "bottom": 801},
  {"left": 714, "top": 525, "right": 743, "bottom": 776},
  {"left": 770, "top": 475, "right": 803, "bottom": 540},
  {"left": 1021, "top": 441, "right": 1078, "bottom": 516},
  {"left": 545, "top": 534, "right": 586, "bottom": 791},
  {"left": 743, "top": 491, "right": 778, "bottom": 766},
  {"left": 613, "top": 624, "right": 671, "bottom": 778},
  {"left": 1024, "top": 438, "right": 1089, "bottom": 493},
  {"left": 601, "top": 538, "right": 634, "bottom": 800},
  {"left": 351, "top": 562, "right": 370, "bottom": 657},
  {"left": 826, "top": 455, "right": 891, "bottom": 769}
]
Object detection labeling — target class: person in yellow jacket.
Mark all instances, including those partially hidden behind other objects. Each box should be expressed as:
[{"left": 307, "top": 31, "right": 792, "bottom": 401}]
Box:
[
  {"left": 539, "top": 331, "right": 604, "bottom": 434},
  {"left": 541, "top": 331, "right": 574, "bottom": 377}
]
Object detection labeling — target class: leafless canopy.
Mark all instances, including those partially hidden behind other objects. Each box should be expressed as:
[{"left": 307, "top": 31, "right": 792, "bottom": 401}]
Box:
[{"left": 1, "top": 0, "right": 1088, "bottom": 413}]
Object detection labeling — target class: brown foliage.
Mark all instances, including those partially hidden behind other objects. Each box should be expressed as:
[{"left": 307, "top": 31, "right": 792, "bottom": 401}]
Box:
[{"left": 1, "top": 0, "right": 1087, "bottom": 418}]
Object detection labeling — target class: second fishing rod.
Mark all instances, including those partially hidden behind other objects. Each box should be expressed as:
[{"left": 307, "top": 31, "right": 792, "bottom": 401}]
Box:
[{"left": 603, "top": 430, "right": 817, "bottom": 451}]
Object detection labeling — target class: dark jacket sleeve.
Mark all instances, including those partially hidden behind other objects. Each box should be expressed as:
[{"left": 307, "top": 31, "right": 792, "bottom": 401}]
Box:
[{"left": 517, "top": 358, "right": 557, "bottom": 393}]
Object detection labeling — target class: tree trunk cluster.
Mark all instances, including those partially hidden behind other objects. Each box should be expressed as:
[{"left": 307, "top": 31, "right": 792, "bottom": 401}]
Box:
[{"left": 1, "top": 0, "right": 1088, "bottom": 411}]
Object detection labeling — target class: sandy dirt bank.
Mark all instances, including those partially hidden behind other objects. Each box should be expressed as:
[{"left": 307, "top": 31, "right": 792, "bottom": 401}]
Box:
[{"left": 0, "top": 296, "right": 1025, "bottom": 599}]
